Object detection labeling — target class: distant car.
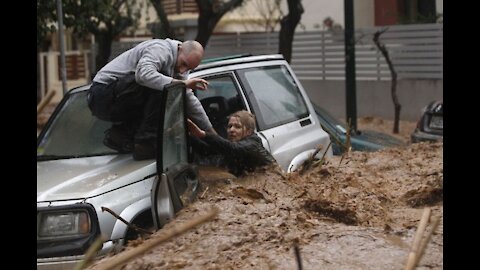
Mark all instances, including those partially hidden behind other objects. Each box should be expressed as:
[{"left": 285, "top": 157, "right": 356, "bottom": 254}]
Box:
[
  {"left": 37, "top": 54, "right": 332, "bottom": 269},
  {"left": 311, "top": 103, "right": 405, "bottom": 155},
  {"left": 411, "top": 100, "right": 443, "bottom": 143}
]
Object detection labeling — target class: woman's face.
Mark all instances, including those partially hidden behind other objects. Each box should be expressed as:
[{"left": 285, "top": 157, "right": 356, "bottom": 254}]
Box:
[{"left": 227, "top": 116, "right": 249, "bottom": 142}]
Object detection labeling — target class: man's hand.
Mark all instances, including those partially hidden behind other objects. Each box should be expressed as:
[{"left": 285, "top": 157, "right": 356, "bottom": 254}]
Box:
[
  {"left": 187, "top": 119, "right": 206, "bottom": 138},
  {"left": 185, "top": 78, "right": 209, "bottom": 90}
]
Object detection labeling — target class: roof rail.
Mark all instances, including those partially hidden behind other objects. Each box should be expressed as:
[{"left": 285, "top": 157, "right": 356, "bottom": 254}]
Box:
[
  {"left": 194, "top": 54, "right": 285, "bottom": 72},
  {"left": 200, "top": 53, "right": 253, "bottom": 64}
]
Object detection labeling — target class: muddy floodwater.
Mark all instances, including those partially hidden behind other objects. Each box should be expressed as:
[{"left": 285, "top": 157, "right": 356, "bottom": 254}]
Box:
[{"left": 88, "top": 140, "right": 443, "bottom": 270}]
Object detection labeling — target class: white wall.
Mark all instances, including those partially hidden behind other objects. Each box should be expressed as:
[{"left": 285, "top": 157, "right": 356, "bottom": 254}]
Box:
[
  {"left": 302, "top": 79, "right": 443, "bottom": 121},
  {"left": 294, "top": 0, "right": 344, "bottom": 31}
]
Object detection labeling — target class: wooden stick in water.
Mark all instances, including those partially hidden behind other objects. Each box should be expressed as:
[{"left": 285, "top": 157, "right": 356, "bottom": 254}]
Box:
[
  {"left": 93, "top": 208, "right": 219, "bottom": 270},
  {"left": 404, "top": 208, "right": 431, "bottom": 270}
]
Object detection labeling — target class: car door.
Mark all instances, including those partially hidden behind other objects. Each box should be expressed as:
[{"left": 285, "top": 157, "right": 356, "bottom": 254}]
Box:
[
  {"left": 235, "top": 64, "right": 327, "bottom": 171},
  {"left": 151, "top": 82, "right": 199, "bottom": 230}
]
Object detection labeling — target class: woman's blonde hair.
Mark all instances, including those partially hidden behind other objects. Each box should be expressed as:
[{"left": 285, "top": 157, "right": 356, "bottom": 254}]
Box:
[{"left": 229, "top": 110, "right": 256, "bottom": 133}]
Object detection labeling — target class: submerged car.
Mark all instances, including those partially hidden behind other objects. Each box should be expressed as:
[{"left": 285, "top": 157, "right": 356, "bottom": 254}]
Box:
[
  {"left": 411, "top": 100, "right": 443, "bottom": 143},
  {"left": 311, "top": 103, "right": 405, "bottom": 155},
  {"left": 37, "top": 54, "right": 332, "bottom": 269},
  {"left": 189, "top": 54, "right": 332, "bottom": 171},
  {"left": 37, "top": 83, "right": 199, "bottom": 269}
]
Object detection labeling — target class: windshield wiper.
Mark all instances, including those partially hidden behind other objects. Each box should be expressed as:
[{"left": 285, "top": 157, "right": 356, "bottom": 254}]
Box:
[
  {"left": 37, "top": 152, "right": 122, "bottom": 161},
  {"left": 37, "top": 155, "right": 78, "bottom": 161}
]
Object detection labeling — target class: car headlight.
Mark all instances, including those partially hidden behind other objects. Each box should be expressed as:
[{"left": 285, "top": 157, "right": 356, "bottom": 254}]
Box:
[{"left": 37, "top": 210, "right": 91, "bottom": 240}]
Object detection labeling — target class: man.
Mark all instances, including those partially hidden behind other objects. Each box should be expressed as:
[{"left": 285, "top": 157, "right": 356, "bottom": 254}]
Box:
[{"left": 87, "top": 38, "right": 214, "bottom": 160}]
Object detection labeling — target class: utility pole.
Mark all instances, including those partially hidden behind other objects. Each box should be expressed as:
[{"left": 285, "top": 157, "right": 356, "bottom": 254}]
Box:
[
  {"left": 344, "top": 0, "right": 357, "bottom": 132},
  {"left": 56, "top": 0, "right": 67, "bottom": 95}
]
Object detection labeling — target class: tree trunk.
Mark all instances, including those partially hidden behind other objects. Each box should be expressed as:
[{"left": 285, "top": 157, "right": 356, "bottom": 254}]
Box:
[
  {"left": 150, "top": 0, "right": 176, "bottom": 39},
  {"left": 195, "top": 0, "right": 244, "bottom": 47},
  {"left": 373, "top": 30, "right": 401, "bottom": 134},
  {"left": 278, "top": 0, "right": 303, "bottom": 63},
  {"left": 94, "top": 32, "right": 114, "bottom": 74},
  {"left": 195, "top": 4, "right": 220, "bottom": 47}
]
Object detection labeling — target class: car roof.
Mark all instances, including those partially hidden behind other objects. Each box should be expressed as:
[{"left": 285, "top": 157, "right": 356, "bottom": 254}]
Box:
[
  {"left": 69, "top": 55, "right": 285, "bottom": 94},
  {"left": 194, "top": 54, "right": 285, "bottom": 72}
]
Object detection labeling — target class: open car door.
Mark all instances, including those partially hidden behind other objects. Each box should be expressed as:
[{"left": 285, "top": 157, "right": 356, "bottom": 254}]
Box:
[{"left": 151, "top": 82, "right": 200, "bottom": 230}]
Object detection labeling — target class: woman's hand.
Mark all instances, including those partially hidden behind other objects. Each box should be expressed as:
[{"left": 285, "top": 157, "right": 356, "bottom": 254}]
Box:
[{"left": 187, "top": 119, "right": 206, "bottom": 138}]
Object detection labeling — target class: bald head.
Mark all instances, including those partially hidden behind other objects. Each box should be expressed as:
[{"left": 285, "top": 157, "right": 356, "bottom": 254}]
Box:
[
  {"left": 176, "top": 40, "right": 205, "bottom": 74},
  {"left": 182, "top": 40, "right": 204, "bottom": 55}
]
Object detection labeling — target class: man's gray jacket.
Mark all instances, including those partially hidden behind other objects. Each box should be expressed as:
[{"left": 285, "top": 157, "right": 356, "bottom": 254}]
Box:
[{"left": 93, "top": 38, "right": 212, "bottom": 131}]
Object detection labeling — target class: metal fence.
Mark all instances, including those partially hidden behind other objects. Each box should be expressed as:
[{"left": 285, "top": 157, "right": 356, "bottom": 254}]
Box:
[
  {"left": 89, "top": 24, "right": 444, "bottom": 83},
  {"left": 203, "top": 23, "right": 443, "bottom": 80}
]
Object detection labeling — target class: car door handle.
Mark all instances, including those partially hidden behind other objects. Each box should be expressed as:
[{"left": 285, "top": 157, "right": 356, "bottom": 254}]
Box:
[{"left": 300, "top": 119, "right": 311, "bottom": 127}]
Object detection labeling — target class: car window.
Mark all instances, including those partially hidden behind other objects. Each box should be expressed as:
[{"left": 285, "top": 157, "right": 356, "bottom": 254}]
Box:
[
  {"left": 37, "top": 91, "right": 115, "bottom": 158},
  {"left": 236, "top": 65, "right": 309, "bottom": 130},
  {"left": 195, "top": 75, "right": 239, "bottom": 100},
  {"left": 162, "top": 85, "right": 188, "bottom": 171},
  {"left": 195, "top": 75, "right": 245, "bottom": 138}
]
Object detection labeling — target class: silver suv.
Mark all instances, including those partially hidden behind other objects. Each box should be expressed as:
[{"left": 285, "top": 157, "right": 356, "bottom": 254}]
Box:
[
  {"left": 190, "top": 54, "right": 332, "bottom": 171},
  {"left": 36, "top": 54, "right": 332, "bottom": 269}
]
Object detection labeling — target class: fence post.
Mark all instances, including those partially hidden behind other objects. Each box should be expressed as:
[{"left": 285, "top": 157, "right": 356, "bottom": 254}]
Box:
[
  {"left": 83, "top": 50, "right": 90, "bottom": 83},
  {"left": 39, "top": 52, "right": 46, "bottom": 100},
  {"left": 236, "top": 32, "right": 241, "bottom": 54},
  {"left": 267, "top": 32, "right": 271, "bottom": 54},
  {"left": 377, "top": 50, "right": 381, "bottom": 81},
  {"left": 321, "top": 31, "right": 326, "bottom": 80}
]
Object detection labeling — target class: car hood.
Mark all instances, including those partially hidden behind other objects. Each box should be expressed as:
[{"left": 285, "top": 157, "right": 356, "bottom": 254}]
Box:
[
  {"left": 351, "top": 129, "right": 405, "bottom": 151},
  {"left": 37, "top": 155, "right": 157, "bottom": 202}
]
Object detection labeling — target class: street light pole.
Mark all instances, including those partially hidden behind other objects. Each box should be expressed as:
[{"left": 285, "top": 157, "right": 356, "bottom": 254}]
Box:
[
  {"left": 344, "top": 0, "right": 357, "bottom": 133},
  {"left": 56, "top": 0, "right": 67, "bottom": 95}
]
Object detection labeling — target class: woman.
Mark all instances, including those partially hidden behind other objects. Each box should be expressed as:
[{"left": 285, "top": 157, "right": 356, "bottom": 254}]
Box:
[{"left": 187, "top": 110, "right": 276, "bottom": 176}]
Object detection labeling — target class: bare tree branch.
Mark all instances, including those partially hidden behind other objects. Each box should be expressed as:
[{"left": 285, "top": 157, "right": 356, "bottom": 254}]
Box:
[
  {"left": 373, "top": 28, "right": 401, "bottom": 134},
  {"left": 279, "top": 0, "right": 304, "bottom": 63}
]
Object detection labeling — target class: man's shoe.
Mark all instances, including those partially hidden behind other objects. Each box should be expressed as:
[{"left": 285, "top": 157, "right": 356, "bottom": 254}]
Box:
[
  {"left": 133, "top": 141, "right": 156, "bottom": 160},
  {"left": 103, "top": 126, "right": 133, "bottom": 153}
]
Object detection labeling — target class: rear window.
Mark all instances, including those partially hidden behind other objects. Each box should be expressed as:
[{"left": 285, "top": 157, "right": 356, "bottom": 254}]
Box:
[{"left": 236, "top": 65, "right": 309, "bottom": 130}]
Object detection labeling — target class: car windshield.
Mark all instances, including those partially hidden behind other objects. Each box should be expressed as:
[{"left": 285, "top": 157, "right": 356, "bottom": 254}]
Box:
[{"left": 37, "top": 90, "right": 116, "bottom": 160}]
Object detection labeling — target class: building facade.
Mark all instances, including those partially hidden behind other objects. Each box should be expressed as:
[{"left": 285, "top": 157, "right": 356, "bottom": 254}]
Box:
[{"left": 38, "top": 0, "right": 443, "bottom": 104}]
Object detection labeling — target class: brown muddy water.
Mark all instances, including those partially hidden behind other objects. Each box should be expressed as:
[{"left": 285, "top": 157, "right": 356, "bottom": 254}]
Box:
[{"left": 88, "top": 141, "right": 443, "bottom": 270}]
